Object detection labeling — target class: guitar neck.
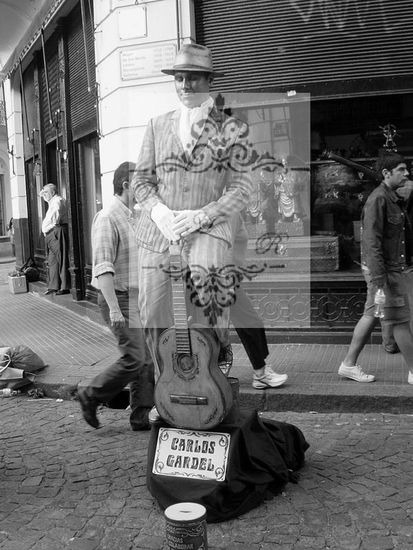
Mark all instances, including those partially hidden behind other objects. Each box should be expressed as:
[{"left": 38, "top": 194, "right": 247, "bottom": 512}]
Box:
[{"left": 169, "top": 244, "right": 191, "bottom": 354}]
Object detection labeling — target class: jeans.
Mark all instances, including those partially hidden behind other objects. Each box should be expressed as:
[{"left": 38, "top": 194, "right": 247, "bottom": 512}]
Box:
[{"left": 85, "top": 291, "right": 154, "bottom": 428}]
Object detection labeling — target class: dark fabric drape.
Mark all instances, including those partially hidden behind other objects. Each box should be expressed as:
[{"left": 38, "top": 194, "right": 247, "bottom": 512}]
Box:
[{"left": 147, "top": 410, "right": 309, "bottom": 523}]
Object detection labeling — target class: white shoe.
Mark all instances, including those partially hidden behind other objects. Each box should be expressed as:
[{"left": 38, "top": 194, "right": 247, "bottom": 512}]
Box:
[
  {"left": 338, "top": 363, "right": 375, "bottom": 383},
  {"left": 148, "top": 406, "right": 161, "bottom": 423},
  {"left": 252, "top": 366, "right": 288, "bottom": 389},
  {"left": 408, "top": 371, "right": 413, "bottom": 385}
]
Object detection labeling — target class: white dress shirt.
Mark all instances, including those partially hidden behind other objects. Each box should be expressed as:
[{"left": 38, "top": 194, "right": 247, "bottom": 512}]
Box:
[
  {"left": 179, "top": 96, "right": 214, "bottom": 153},
  {"left": 42, "top": 195, "right": 68, "bottom": 235}
]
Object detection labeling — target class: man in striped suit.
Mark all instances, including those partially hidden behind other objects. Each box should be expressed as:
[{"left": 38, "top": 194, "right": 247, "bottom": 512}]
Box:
[{"left": 132, "top": 44, "right": 252, "bottom": 379}]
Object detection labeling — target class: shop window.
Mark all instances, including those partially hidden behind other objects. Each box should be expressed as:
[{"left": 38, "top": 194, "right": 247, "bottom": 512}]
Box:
[
  {"left": 224, "top": 95, "right": 311, "bottom": 242},
  {"left": 310, "top": 93, "right": 413, "bottom": 274},
  {"left": 209, "top": 93, "right": 313, "bottom": 328}
]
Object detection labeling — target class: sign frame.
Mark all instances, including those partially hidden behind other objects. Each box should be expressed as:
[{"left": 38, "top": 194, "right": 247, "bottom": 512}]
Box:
[{"left": 152, "top": 427, "right": 231, "bottom": 482}]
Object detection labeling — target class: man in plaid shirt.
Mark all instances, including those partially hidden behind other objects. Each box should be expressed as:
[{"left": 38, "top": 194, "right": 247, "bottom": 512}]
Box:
[{"left": 77, "top": 162, "right": 154, "bottom": 430}]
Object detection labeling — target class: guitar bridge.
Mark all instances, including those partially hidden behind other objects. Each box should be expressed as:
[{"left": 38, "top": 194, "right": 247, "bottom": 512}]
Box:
[{"left": 169, "top": 394, "right": 208, "bottom": 406}]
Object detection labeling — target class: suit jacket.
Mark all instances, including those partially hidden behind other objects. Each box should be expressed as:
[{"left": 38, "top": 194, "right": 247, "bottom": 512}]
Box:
[{"left": 132, "top": 105, "right": 252, "bottom": 253}]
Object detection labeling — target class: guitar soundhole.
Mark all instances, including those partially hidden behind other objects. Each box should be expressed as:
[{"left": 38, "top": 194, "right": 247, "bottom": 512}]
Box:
[{"left": 173, "top": 353, "right": 198, "bottom": 381}]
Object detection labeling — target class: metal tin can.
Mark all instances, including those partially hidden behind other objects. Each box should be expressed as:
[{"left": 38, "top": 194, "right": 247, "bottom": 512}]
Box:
[{"left": 164, "top": 502, "right": 208, "bottom": 550}]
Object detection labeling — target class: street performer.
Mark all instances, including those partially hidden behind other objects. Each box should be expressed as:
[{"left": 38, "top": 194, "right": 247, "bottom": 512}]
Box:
[
  {"left": 338, "top": 152, "right": 413, "bottom": 385},
  {"left": 131, "top": 43, "right": 252, "bottom": 378}
]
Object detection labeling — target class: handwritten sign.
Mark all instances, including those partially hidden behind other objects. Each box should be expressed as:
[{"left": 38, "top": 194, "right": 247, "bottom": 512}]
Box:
[{"left": 152, "top": 427, "right": 231, "bottom": 482}]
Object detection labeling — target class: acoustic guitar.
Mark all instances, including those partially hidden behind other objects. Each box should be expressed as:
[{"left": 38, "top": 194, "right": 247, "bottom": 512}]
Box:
[{"left": 154, "top": 242, "right": 233, "bottom": 430}]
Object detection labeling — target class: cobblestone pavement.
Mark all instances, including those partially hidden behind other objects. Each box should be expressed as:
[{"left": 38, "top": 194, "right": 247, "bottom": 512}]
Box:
[{"left": 1, "top": 397, "right": 412, "bottom": 550}]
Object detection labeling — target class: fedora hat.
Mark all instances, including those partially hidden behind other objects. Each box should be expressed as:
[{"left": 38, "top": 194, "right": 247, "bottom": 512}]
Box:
[{"left": 162, "top": 43, "right": 224, "bottom": 77}]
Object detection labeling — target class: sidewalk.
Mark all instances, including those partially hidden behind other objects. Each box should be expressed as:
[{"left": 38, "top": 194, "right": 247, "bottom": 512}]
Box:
[{"left": 1, "top": 260, "right": 412, "bottom": 414}]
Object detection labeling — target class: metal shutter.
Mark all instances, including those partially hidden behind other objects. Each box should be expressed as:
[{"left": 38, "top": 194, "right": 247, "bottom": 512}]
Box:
[
  {"left": 22, "top": 65, "right": 36, "bottom": 159},
  {"left": 40, "top": 34, "right": 59, "bottom": 144},
  {"left": 195, "top": 0, "right": 413, "bottom": 96},
  {"left": 66, "top": 2, "right": 96, "bottom": 140}
]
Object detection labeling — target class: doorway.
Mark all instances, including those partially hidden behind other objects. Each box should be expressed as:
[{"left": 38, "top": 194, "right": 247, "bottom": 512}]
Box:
[{"left": 73, "top": 133, "right": 101, "bottom": 297}]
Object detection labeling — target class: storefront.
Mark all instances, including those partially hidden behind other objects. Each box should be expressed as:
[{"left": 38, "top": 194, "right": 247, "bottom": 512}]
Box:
[
  {"left": 2, "top": 0, "right": 186, "bottom": 302},
  {"left": 2, "top": 0, "right": 412, "bottom": 339},
  {"left": 194, "top": 0, "right": 413, "bottom": 336},
  {"left": 4, "top": 0, "right": 100, "bottom": 299}
]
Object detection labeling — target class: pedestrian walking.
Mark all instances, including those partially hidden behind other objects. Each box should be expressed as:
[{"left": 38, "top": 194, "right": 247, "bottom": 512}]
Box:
[
  {"left": 224, "top": 213, "right": 288, "bottom": 389},
  {"left": 40, "top": 184, "right": 70, "bottom": 295},
  {"left": 380, "top": 178, "right": 413, "bottom": 354},
  {"left": 338, "top": 152, "right": 413, "bottom": 384},
  {"left": 77, "top": 162, "right": 154, "bottom": 430}
]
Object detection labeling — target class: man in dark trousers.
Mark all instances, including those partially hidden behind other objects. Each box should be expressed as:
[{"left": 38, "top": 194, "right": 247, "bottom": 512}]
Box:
[
  {"left": 40, "top": 184, "right": 70, "bottom": 295},
  {"left": 227, "top": 214, "right": 288, "bottom": 388},
  {"left": 338, "top": 152, "right": 413, "bottom": 384},
  {"left": 77, "top": 162, "right": 154, "bottom": 430}
]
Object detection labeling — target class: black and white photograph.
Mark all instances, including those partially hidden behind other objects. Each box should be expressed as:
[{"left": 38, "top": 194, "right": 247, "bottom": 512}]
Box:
[{"left": 0, "top": 1, "right": 412, "bottom": 549}]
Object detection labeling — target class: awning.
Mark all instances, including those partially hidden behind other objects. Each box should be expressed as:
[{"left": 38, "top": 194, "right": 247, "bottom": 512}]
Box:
[{"left": 0, "top": 0, "right": 67, "bottom": 82}]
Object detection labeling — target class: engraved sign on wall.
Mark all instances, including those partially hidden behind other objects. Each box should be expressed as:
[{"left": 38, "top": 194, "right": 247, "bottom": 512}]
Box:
[{"left": 120, "top": 44, "right": 177, "bottom": 80}]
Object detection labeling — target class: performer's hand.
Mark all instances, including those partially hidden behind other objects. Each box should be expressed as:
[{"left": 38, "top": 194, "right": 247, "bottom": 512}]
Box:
[
  {"left": 151, "top": 203, "right": 180, "bottom": 241},
  {"left": 110, "top": 309, "right": 125, "bottom": 328},
  {"left": 172, "top": 210, "right": 208, "bottom": 237}
]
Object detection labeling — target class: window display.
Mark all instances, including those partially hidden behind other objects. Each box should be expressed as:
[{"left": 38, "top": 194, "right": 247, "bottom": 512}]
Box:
[{"left": 310, "top": 94, "right": 413, "bottom": 274}]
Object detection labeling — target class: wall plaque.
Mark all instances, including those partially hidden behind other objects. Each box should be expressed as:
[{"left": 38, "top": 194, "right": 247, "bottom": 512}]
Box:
[
  {"left": 152, "top": 427, "right": 231, "bottom": 482},
  {"left": 120, "top": 44, "right": 176, "bottom": 80},
  {"left": 118, "top": 6, "right": 147, "bottom": 40}
]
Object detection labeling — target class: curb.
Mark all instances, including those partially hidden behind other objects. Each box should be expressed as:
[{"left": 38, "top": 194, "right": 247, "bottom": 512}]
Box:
[{"left": 32, "top": 375, "right": 413, "bottom": 414}]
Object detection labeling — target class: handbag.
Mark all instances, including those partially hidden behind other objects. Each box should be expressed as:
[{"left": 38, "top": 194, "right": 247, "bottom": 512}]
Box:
[
  {"left": 0, "top": 345, "right": 46, "bottom": 389},
  {"left": 19, "top": 257, "right": 40, "bottom": 282}
]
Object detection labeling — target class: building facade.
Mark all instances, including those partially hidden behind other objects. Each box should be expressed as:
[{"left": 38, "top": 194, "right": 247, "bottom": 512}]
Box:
[{"left": 2, "top": 0, "right": 413, "bottom": 339}]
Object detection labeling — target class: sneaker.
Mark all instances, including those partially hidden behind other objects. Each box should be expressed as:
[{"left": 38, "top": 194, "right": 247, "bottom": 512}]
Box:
[
  {"left": 338, "top": 363, "right": 375, "bottom": 383},
  {"left": 252, "top": 366, "right": 288, "bottom": 389},
  {"left": 408, "top": 371, "right": 413, "bottom": 385},
  {"left": 148, "top": 406, "right": 161, "bottom": 424}
]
